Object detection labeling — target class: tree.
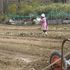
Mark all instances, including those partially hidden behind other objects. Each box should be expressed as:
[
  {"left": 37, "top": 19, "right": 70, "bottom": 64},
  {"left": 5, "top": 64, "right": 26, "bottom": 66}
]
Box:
[
  {"left": 3, "top": 0, "right": 8, "bottom": 14},
  {"left": 61, "top": 0, "right": 66, "bottom": 3},
  {"left": 53, "top": 0, "right": 59, "bottom": 2},
  {"left": 53, "top": 0, "right": 66, "bottom": 3},
  {"left": 8, "top": 4, "right": 17, "bottom": 14}
]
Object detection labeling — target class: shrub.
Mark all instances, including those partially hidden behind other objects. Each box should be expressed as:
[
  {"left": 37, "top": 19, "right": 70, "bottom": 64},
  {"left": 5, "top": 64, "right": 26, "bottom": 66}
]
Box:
[{"left": 6, "top": 3, "right": 70, "bottom": 19}]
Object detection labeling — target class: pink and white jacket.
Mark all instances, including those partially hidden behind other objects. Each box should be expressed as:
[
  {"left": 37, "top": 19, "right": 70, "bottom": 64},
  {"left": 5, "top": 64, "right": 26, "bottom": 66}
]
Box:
[{"left": 40, "top": 17, "right": 48, "bottom": 30}]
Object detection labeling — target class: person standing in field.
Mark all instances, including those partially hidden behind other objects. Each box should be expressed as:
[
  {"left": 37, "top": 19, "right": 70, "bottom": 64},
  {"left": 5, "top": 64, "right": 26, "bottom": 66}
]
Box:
[{"left": 40, "top": 13, "right": 48, "bottom": 35}]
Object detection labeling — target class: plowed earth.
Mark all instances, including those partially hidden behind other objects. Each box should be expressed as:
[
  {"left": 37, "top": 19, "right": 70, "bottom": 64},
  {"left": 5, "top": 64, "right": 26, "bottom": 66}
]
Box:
[{"left": 0, "top": 24, "right": 70, "bottom": 70}]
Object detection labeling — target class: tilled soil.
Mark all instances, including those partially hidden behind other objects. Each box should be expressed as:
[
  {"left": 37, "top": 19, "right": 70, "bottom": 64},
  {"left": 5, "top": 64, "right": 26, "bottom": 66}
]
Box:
[
  {"left": 0, "top": 24, "right": 70, "bottom": 70},
  {"left": 0, "top": 37, "right": 56, "bottom": 70}
]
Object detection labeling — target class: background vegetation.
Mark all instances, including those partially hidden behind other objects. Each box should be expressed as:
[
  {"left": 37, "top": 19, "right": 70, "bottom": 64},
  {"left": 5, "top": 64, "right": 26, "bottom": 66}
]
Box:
[
  {"left": 0, "top": 1, "right": 70, "bottom": 20},
  {"left": 6, "top": 3, "right": 70, "bottom": 18}
]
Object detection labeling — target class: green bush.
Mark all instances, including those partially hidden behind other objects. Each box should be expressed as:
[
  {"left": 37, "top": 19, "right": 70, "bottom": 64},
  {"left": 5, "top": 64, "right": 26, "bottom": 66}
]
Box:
[
  {"left": 6, "top": 3, "right": 70, "bottom": 19},
  {"left": 8, "top": 4, "right": 17, "bottom": 14}
]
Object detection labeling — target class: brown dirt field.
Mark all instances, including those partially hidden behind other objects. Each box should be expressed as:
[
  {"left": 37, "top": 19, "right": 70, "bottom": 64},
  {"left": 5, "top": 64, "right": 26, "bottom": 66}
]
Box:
[{"left": 0, "top": 24, "right": 70, "bottom": 70}]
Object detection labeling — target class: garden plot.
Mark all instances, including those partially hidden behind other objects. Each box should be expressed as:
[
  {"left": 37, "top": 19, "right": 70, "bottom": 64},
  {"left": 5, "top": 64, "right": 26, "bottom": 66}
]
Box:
[{"left": 0, "top": 24, "right": 70, "bottom": 70}]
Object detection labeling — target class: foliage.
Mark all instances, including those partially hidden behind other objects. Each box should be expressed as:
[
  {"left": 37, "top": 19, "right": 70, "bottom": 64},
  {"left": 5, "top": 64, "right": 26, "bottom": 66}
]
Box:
[
  {"left": 4, "top": 2, "right": 70, "bottom": 19},
  {"left": 8, "top": 4, "right": 17, "bottom": 14},
  {"left": 19, "top": 4, "right": 34, "bottom": 15}
]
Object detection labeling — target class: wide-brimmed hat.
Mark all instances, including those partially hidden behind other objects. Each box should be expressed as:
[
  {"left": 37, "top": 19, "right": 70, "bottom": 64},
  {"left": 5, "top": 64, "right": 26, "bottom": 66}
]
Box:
[{"left": 41, "top": 13, "right": 45, "bottom": 17}]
